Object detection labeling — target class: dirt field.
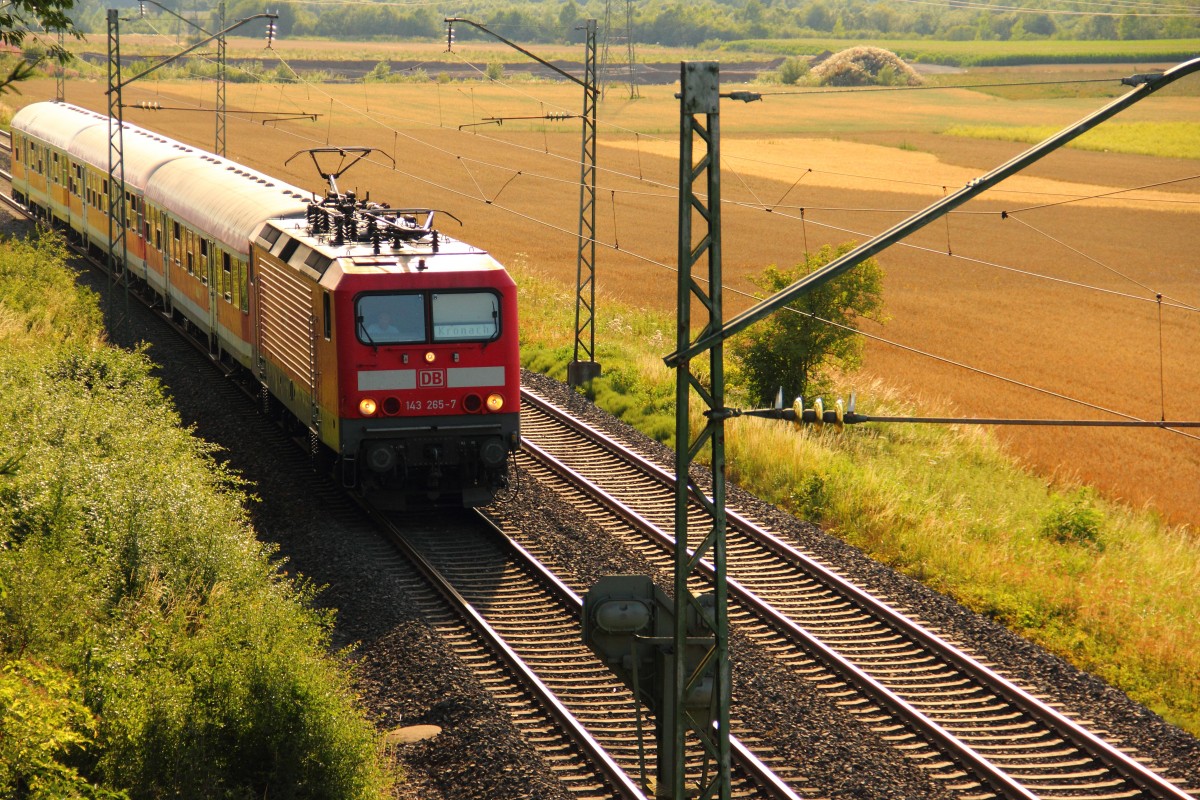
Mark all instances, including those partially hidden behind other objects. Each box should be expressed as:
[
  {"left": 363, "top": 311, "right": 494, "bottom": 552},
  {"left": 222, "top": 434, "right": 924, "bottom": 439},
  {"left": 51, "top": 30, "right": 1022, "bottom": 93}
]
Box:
[{"left": 20, "top": 71, "right": 1200, "bottom": 525}]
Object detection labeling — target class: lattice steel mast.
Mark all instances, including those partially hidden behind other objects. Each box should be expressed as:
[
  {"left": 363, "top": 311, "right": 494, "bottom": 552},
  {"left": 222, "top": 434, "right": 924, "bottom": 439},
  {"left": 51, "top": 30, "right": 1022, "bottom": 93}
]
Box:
[
  {"left": 599, "top": 0, "right": 638, "bottom": 100},
  {"left": 671, "top": 61, "right": 730, "bottom": 800}
]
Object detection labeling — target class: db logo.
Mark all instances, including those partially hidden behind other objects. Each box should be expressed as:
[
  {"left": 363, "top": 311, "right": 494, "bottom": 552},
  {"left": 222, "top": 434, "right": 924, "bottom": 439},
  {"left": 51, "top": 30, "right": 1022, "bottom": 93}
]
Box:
[{"left": 418, "top": 369, "right": 446, "bottom": 388}]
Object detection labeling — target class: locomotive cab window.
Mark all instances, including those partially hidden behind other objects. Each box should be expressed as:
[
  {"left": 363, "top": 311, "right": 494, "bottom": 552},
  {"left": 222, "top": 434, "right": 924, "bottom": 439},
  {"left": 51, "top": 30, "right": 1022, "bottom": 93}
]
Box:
[
  {"left": 356, "top": 293, "right": 425, "bottom": 345},
  {"left": 432, "top": 292, "right": 500, "bottom": 342}
]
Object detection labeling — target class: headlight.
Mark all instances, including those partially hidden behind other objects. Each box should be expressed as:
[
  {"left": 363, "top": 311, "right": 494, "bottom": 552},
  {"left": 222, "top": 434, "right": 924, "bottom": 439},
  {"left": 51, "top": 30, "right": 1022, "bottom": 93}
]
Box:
[
  {"left": 486, "top": 393, "right": 504, "bottom": 412},
  {"left": 359, "top": 397, "right": 378, "bottom": 416}
]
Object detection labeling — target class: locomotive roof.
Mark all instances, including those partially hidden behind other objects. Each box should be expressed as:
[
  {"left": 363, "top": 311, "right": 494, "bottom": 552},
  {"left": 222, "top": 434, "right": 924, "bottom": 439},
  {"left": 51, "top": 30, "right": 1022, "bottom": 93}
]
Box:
[{"left": 256, "top": 209, "right": 503, "bottom": 284}]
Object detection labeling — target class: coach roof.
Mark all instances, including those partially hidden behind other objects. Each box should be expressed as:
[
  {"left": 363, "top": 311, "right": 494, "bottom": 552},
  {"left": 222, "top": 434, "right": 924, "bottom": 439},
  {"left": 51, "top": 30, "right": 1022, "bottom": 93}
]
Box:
[
  {"left": 145, "top": 156, "right": 310, "bottom": 255},
  {"left": 11, "top": 101, "right": 106, "bottom": 152}
]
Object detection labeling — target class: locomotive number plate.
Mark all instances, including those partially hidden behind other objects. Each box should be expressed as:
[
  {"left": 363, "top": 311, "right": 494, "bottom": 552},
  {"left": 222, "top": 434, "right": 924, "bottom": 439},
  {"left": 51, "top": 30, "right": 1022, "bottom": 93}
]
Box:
[{"left": 406, "top": 398, "right": 458, "bottom": 412}]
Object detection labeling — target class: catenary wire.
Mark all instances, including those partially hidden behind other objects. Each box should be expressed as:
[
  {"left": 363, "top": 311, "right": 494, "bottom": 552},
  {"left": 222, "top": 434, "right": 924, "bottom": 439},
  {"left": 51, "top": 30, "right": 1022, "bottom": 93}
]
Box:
[{"left": 120, "top": 53, "right": 1200, "bottom": 436}]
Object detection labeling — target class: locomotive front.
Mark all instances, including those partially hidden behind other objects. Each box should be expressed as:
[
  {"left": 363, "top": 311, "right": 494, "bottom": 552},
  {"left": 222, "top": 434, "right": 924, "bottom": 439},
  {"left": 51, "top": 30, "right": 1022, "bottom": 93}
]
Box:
[{"left": 252, "top": 191, "right": 520, "bottom": 508}]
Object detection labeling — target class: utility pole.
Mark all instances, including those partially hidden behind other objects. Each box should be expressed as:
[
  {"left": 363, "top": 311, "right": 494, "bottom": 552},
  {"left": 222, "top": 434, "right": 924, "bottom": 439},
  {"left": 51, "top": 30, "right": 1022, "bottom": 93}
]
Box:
[
  {"left": 56, "top": 29, "right": 65, "bottom": 101},
  {"left": 215, "top": 0, "right": 226, "bottom": 156},
  {"left": 106, "top": 7, "right": 277, "bottom": 328},
  {"left": 132, "top": 0, "right": 229, "bottom": 155},
  {"left": 670, "top": 60, "right": 730, "bottom": 800},
  {"left": 570, "top": 19, "right": 601, "bottom": 388},
  {"left": 599, "top": 0, "right": 638, "bottom": 100},
  {"left": 444, "top": 17, "right": 601, "bottom": 387}
]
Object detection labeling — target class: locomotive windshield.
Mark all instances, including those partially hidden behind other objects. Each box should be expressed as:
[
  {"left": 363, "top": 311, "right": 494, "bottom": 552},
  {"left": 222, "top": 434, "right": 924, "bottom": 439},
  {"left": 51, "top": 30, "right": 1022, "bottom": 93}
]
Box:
[
  {"left": 356, "top": 291, "right": 500, "bottom": 345},
  {"left": 357, "top": 293, "right": 425, "bottom": 344},
  {"left": 431, "top": 292, "right": 499, "bottom": 342}
]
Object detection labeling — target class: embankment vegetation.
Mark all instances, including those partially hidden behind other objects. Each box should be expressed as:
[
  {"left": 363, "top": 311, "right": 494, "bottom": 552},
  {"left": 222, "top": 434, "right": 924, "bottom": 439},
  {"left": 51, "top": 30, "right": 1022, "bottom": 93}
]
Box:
[
  {"left": 515, "top": 254, "right": 1200, "bottom": 738},
  {"left": 0, "top": 233, "right": 391, "bottom": 798}
]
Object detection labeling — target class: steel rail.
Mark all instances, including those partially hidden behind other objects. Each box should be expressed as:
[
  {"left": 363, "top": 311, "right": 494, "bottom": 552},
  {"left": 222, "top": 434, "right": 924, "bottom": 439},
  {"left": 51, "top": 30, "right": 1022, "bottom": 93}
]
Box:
[
  {"left": 521, "top": 432, "right": 1038, "bottom": 800},
  {"left": 522, "top": 386, "right": 1196, "bottom": 800},
  {"left": 483, "top": 508, "right": 806, "bottom": 800},
  {"left": 366, "top": 504, "right": 651, "bottom": 800}
]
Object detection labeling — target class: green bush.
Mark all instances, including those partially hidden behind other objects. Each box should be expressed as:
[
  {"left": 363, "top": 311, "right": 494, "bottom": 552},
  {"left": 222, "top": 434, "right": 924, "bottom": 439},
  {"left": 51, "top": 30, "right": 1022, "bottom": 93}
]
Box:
[
  {"left": 733, "top": 242, "right": 885, "bottom": 405},
  {"left": 0, "top": 234, "right": 391, "bottom": 798},
  {"left": 0, "top": 659, "right": 124, "bottom": 799},
  {"left": 1040, "top": 488, "right": 1106, "bottom": 548},
  {"left": 776, "top": 55, "right": 810, "bottom": 85}
]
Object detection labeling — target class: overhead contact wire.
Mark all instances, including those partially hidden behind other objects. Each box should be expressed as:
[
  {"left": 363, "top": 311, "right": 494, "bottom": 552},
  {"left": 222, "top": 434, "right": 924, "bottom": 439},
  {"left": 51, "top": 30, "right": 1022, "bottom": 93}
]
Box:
[{"left": 195, "top": 54, "right": 1199, "bottom": 436}]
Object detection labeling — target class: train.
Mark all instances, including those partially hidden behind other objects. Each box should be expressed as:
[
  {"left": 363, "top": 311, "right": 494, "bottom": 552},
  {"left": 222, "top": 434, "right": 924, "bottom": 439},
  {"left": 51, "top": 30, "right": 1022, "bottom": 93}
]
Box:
[{"left": 11, "top": 100, "right": 521, "bottom": 507}]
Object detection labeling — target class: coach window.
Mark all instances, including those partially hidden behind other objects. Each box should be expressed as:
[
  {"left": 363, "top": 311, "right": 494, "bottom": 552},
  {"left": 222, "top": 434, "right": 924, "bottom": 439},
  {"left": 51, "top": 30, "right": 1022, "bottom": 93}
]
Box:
[
  {"left": 431, "top": 291, "right": 500, "bottom": 342},
  {"left": 356, "top": 293, "right": 425, "bottom": 345},
  {"left": 222, "top": 252, "right": 232, "bottom": 302},
  {"left": 237, "top": 259, "right": 249, "bottom": 313}
]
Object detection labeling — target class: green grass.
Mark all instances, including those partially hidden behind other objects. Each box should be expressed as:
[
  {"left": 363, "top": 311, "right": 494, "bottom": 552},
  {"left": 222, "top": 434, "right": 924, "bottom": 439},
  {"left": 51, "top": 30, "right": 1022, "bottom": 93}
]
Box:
[
  {"left": 511, "top": 258, "right": 1200, "bottom": 737},
  {"left": 946, "top": 121, "right": 1200, "bottom": 159}
]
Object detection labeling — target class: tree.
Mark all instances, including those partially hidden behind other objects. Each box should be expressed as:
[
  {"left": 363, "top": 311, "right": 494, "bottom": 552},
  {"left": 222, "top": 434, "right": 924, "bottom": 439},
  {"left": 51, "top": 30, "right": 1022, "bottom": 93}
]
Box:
[
  {"left": 732, "top": 243, "right": 885, "bottom": 405},
  {"left": 0, "top": 0, "right": 79, "bottom": 93}
]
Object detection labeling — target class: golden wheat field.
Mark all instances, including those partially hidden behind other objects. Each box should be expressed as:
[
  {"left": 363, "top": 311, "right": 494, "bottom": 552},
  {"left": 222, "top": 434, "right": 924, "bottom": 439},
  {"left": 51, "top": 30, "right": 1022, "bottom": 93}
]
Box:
[{"left": 17, "top": 58, "right": 1200, "bottom": 524}]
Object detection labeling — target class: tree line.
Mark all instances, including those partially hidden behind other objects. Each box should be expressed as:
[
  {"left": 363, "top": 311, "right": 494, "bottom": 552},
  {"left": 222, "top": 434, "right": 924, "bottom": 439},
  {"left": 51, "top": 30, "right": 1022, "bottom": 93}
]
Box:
[{"left": 62, "top": 0, "right": 1200, "bottom": 47}]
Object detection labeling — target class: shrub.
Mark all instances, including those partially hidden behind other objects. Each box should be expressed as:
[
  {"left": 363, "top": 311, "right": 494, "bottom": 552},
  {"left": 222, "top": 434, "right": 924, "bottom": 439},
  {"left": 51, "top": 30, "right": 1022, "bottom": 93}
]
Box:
[
  {"left": 776, "top": 55, "right": 810, "bottom": 85},
  {"left": 1040, "top": 488, "right": 1106, "bottom": 548},
  {"left": 811, "top": 46, "right": 923, "bottom": 87},
  {"left": 0, "top": 659, "right": 123, "bottom": 799},
  {"left": 0, "top": 235, "right": 391, "bottom": 798}
]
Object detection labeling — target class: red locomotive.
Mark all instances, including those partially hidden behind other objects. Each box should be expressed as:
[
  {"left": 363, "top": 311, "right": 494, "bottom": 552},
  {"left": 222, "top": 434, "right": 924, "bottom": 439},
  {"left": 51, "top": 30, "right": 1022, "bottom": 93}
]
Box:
[{"left": 12, "top": 101, "right": 520, "bottom": 506}]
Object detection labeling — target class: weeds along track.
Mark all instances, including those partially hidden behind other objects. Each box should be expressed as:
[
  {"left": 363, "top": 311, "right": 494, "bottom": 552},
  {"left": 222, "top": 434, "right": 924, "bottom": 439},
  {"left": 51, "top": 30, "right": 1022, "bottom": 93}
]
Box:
[{"left": 518, "top": 386, "right": 1198, "bottom": 800}]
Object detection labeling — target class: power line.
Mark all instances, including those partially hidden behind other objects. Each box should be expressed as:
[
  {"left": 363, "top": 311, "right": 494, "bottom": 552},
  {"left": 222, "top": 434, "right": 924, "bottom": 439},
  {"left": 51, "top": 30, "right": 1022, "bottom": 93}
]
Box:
[{"left": 124, "top": 55, "right": 1200, "bottom": 436}]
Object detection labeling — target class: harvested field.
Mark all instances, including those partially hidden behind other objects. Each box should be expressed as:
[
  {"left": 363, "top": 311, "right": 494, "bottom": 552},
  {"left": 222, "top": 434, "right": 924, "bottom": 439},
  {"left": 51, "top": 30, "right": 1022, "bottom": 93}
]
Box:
[{"left": 20, "top": 69, "right": 1200, "bottom": 525}]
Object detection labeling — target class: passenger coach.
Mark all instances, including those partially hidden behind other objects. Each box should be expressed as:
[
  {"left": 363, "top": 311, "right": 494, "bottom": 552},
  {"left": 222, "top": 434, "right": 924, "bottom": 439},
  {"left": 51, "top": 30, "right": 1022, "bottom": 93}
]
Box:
[{"left": 12, "top": 100, "right": 521, "bottom": 507}]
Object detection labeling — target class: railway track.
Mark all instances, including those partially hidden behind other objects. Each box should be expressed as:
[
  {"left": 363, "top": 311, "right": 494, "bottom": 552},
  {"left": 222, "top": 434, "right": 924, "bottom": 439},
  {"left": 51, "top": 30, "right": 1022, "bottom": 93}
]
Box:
[
  {"left": 516, "top": 386, "right": 1198, "bottom": 800},
  {"left": 381, "top": 507, "right": 804, "bottom": 799}
]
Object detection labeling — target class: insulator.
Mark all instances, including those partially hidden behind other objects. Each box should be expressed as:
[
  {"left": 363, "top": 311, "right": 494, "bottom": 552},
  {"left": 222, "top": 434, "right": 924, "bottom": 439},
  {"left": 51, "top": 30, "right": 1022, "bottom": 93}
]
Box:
[
  {"left": 334, "top": 216, "right": 345, "bottom": 245},
  {"left": 791, "top": 397, "right": 804, "bottom": 430},
  {"left": 368, "top": 218, "right": 380, "bottom": 254},
  {"left": 306, "top": 203, "right": 318, "bottom": 226},
  {"left": 432, "top": 230, "right": 440, "bottom": 253},
  {"left": 813, "top": 397, "right": 825, "bottom": 428},
  {"left": 834, "top": 398, "right": 845, "bottom": 432}
]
